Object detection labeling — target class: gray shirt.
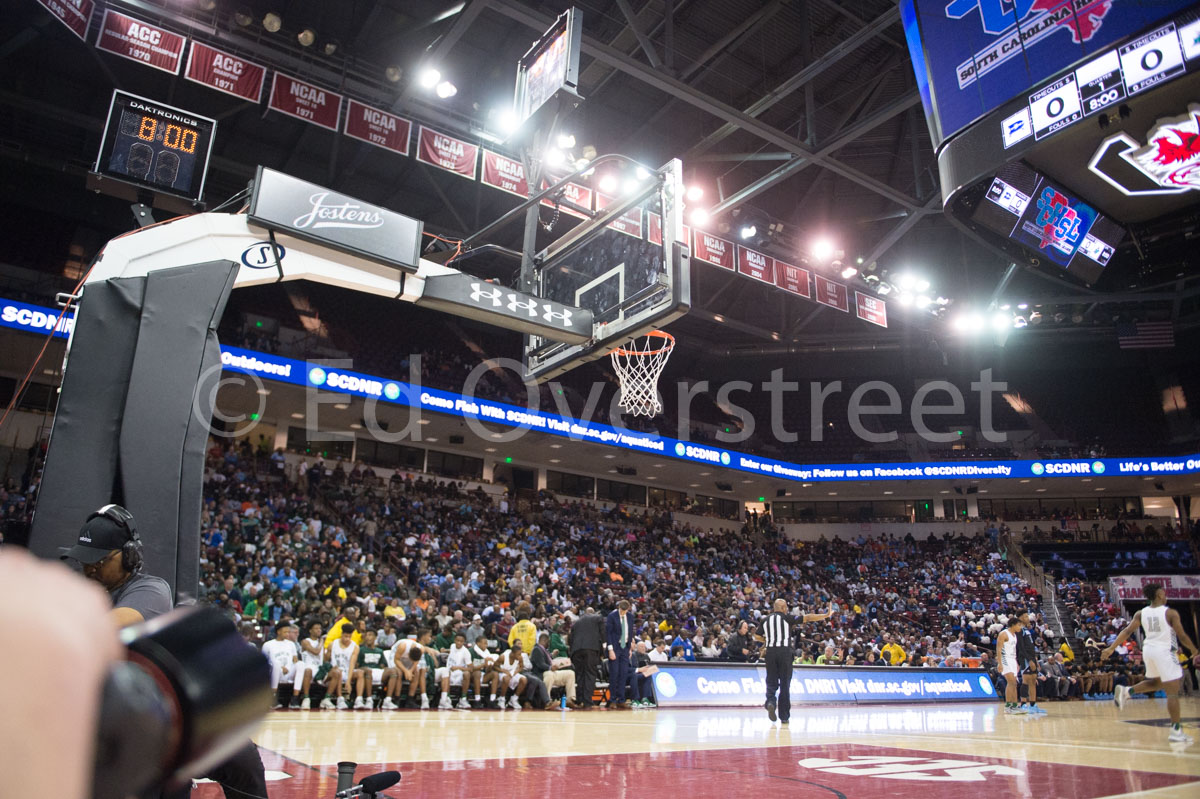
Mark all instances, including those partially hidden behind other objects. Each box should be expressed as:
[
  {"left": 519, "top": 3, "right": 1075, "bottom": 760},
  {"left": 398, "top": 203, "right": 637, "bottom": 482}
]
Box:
[{"left": 110, "top": 572, "right": 173, "bottom": 621}]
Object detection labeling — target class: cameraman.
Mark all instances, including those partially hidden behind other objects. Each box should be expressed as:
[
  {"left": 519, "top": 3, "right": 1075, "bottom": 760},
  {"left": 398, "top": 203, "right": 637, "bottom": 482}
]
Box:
[{"left": 62, "top": 505, "right": 268, "bottom": 799}]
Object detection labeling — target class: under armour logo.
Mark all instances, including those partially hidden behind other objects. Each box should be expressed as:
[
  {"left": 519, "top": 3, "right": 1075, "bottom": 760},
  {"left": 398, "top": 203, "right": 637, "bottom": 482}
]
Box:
[
  {"left": 469, "top": 282, "right": 504, "bottom": 306},
  {"left": 506, "top": 296, "right": 540, "bottom": 317},
  {"left": 543, "top": 307, "right": 573, "bottom": 327}
]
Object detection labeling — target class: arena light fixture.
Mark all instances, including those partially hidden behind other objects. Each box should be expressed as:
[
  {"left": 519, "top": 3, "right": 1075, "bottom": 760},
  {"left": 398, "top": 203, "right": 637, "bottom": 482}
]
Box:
[
  {"left": 635, "top": 166, "right": 651, "bottom": 181},
  {"left": 196, "top": 0, "right": 217, "bottom": 10},
  {"left": 1013, "top": 315, "right": 1028, "bottom": 328},
  {"left": 897, "top": 273, "right": 916, "bottom": 290},
  {"left": 598, "top": 174, "right": 618, "bottom": 193},
  {"left": 544, "top": 148, "right": 565, "bottom": 167},
  {"left": 897, "top": 292, "right": 914, "bottom": 307},
  {"left": 1017, "top": 302, "right": 1029, "bottom": 310},
  {"left": 690, "top": 208, "right": 710, "bottom": 227},
  {"left": 991, "top": 312, "right": 1010, "bottom": 331},
  {"left": 262, "top": 11, "right": 283, "bottom": 32},
  {"left": 622, "top": 177, "right": 642, "bottom": 195},
  {"left": 298, "top": 28, "right": 316, "bottom": 47},
  {"left": 556, "top": 133, "right": 576, "bottom": 149},
  {"left": 322, "top": 39, "right": 339, "bottom": 56},
  {"left": 739, "top": 223, "right": 757, "bottom": 240},
  {"left": 385, "top": 66, "right": 402, "bottom": 83},
  {"left": 495, "top": 108, "right": 521, "bottom": 134},
  {"left": 840, "top": 265, "right": 858, "bottom": 280},
  {"left": 916, "top": 295, "right": 932, "bottom": 308},
  {"left": 685, "top": 185, "right": 704, "bottom": 202},
  {"left": 915, "top": 278, "right": 931, "bottom": 292},
  {"left": 418, "top": 67, "right": 441, "bottom": 89},
  {"left": 435, "top": 80, "right": 458, "bottom": 98},
  {"left": 233, "top": 7, "right": 253, "bottom": 26},
  {"left": 811, "top": 238, "right": 835, "bottom": 261}
]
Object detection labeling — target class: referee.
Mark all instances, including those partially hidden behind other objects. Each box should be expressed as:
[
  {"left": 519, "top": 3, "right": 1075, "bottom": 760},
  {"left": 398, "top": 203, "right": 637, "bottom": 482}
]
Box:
[{"left": 762, "top": 598, "right": 836, "bottom": 724}]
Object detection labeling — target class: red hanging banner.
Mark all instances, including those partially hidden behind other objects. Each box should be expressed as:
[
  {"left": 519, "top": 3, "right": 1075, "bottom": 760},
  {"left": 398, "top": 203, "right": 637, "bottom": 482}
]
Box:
[
  {"left": 737, "top": 246, "right": 774, "bottom": 283},
  {"left": 813, "top": 275, "right": 850, "bottom": 312},
  {"left": 692, "top": 231, "right": 735, "bottom": 270},
  {"left": 268, "top": 73, "right": 342, "bottom": 131},
  {"left": 774, "top": 261, "right": 811, "bottom": 298},
  {"left": 540, "top": 177, "right": 592, "bottom": 218},
  {"left": 855, "top": 291, "right": 888, "bottom": 328},
  {"left": 481, "top": 150, "right": 528, "bottom": 197},
  {"left": 96, "top": 10, "right": 187, "bottom": 75},
  {"left": 344, "top": 100, "right": 411, "bottom": 156},
  {"left": 648, "top": 212, "right": 662, "bottom": 245},
  {"left": 184, "top": 42, "right": 266, "bottom": 103},
  {"left": 416, "top": 126, "right": 479, "bottom": 180},
  {"left": 36, "top": 0, "right": 93, "bottom": 41},
  {"left": 595, "top": 193, "right": 643, "bottom": 238}
]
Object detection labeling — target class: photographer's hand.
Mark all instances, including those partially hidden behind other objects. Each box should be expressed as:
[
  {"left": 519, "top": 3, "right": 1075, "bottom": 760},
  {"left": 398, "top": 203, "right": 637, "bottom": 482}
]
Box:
[{"left": 0, "top": 549, "right": 120, "bottom": 799}]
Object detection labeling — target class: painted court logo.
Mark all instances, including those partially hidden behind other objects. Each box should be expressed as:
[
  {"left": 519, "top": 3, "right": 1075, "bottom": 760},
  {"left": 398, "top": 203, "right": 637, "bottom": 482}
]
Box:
[{"left": 799, "top": 755, "right": 1024, "bottom": 782}]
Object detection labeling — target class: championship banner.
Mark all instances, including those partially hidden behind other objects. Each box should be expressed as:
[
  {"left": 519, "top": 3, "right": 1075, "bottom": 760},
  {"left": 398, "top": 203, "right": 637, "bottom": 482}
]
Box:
[
  {"left": 692, "top": 231, "right": 734, "bottom": 270},
  {"left": 595, "top": 193, "right": 643, "bottom": 238},
  {"left": 268, "top": 73, "right": 342, "bottom": 131},
  {"left": 184, "top": 42, "right": 266, "bottom": 103},
  {"left": 416, "top": 126, "right": 479, "bottom": 180},
  {"left": 481, "top": 150, "right": 528, "bottom": 197},
  {"left": 855, "top": 291, "right": 888, "bottom": 328},
  {"left": 814, "top": 274, "right": 849, "bottom": 312},
  {"left": 775, "top": 260, "right": 810, "bottom": 298},
  {"left": 737, "top": 246, "right": 774, "bottom": 283},
  {"left": 540, "top": 177, "right": 592, "bottom": 218},
  {"left": 1109, "top": 574, "right": 1200, "bottom": 602},
  {"left": 96, "top": 10, "right": 186, "bottom": 75},
  {"left": 344, "top": 100, "right": 411, "bottom": 156},
  {"left": 36, "top": 0, "right": 93, "bottom": 41},
  {"left": 648, "top": 212, "right": 662, "bottom": 245}
]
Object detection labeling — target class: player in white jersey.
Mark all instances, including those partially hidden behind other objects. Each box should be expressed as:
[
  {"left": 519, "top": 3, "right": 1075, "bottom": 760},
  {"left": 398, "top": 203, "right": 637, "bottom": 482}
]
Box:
[
  {"left": 300, "top": 621, "right": 330, "bottom": 709},
  {"left": 328, "top": 623, "right": 359, "bottom": 710},
  {"left": 1103, "top": 583, "right": 1200, "bottom": 743},
  {"left": 434, "top": 632, "right": 475, "bottom": 709},
  {"left": 262, "top": 622, "right": 304, "bottom": 709},
  {"left": 996, "top": 616, "right": 1025, "bottom": 714},
  {"left": 391, "top": 627, "right": 433, "bottom": 709}
]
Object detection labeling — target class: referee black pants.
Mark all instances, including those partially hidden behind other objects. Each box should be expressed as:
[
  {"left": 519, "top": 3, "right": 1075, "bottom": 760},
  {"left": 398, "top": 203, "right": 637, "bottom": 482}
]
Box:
[{"left": 764, "top": 646, "right": 794, "bottom": 721}]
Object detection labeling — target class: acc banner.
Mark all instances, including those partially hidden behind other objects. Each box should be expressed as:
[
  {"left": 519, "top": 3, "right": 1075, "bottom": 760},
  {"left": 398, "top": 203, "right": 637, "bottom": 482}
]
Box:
[
  {"left": 651, "top": 663, "right": 996, "bottom": 707},
  {"left": 344, "top": 100, "right": 411, "bottom": 156},
  {"left": 184, "top": 42, "right": 266, "bottom": 103},
  {"left": 775, "top": 260, "right": 810, "bottom": 298},
  {"left": 481, "top": 150, "right": 528, "bottom": 197},
  {"left": 96, "top": 10, "right": 186, "bottom": 75},
  {"left": 737, "top": 246, "right": 774, "bottom": 283},
  {"left": 855, "top": 291, "right": 888, "bottom": 328},
  {"left": 692, "top": 231, "right": 734, "bottom": 269},
  {"left": 268, "top": 73, "right": 342, "bottom": 131},
  {"left": 814, "top": 275, "right": 850, "bottom": 312},
  {"left": 417, "top": 126, "right": 479, "bottom": 180},
  {"left": 596, "top": 193, "right": 643, "bottom": 238},
  {"left": 36, "top": 0, "right": 93, "bottom": 41}
]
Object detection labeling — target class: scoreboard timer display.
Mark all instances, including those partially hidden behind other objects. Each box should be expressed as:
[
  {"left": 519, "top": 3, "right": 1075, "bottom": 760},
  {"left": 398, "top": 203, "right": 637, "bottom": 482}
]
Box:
[{"left": 95, "top": 90, "right": 216, "bottom": 203}]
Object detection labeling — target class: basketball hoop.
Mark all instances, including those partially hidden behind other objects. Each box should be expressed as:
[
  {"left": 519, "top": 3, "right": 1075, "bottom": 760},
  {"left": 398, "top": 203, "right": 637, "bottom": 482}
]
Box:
[{"left": 610, "top": 330, "right": 674, "bottom": 417}]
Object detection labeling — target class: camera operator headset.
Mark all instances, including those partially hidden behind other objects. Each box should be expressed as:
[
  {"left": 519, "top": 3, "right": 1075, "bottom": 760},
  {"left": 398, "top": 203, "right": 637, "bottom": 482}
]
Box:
[{"left": 62, "top": 504, "right": 271, "bottom": 799}]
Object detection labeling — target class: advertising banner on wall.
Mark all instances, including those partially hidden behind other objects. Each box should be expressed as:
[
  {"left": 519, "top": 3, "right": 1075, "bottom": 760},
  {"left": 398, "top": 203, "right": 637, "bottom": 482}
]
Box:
[{"left": 1109, "top": 574, "right": 1200, "bottom": 602}]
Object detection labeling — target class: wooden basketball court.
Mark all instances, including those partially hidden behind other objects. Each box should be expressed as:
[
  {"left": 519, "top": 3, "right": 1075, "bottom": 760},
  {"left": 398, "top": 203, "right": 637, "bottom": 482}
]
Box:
[{"left": 194, "top": 698, "right": 1200, "bottom": 798}]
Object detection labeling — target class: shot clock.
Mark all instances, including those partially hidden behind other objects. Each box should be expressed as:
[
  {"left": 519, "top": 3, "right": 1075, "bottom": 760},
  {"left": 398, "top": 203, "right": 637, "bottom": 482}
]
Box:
[{"left": 95, "top": 90, "right": 216, "bottom": 203}]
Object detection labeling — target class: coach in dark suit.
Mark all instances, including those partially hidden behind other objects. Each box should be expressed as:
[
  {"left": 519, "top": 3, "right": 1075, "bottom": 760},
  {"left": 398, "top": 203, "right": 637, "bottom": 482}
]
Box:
[
  {"left": 605, "top": 599, "right": 635, "bottom": 708},
  {"left": 569, "top": 607, "right": 605, "bottom": 708}
]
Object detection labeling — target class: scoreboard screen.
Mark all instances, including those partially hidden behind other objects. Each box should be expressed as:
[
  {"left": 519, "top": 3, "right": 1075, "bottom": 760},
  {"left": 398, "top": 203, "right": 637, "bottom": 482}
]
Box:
[
  {"left": 95, "top": 90, "right": 216, "bottom": 203},
  {"left": 973, "top": 162, "right": 1122, "bottom": 284},
  {"left": 515, "top": 8, "right": 581, "bottom": 126}
]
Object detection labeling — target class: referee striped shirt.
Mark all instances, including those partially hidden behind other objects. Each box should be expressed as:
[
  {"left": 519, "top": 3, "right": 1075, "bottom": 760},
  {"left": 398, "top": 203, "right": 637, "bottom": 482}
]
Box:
[{"left": 762, "top": 612, "right": 798, "bottom": 648}]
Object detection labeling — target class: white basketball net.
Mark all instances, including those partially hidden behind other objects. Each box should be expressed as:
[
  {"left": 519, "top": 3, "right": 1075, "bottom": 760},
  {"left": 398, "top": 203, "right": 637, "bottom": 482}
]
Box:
[{"left": 610, "top": 331, "right": 674, "bottom": 417}]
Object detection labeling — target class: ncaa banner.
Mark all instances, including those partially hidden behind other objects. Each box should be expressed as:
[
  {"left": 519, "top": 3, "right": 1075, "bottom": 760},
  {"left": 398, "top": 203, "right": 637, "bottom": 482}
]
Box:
[
  {"left": 344, "top": 100, "right": 411, "bottom": 156},
  {"left": 184, "top": 42, "right": 266, "bottom": 103},
  {"left": 692, "top": 231, "right": 734, "bottom": 270},
  {"left": 595, "top": 193, "right": 643, "bottom": 238},
  {"left": 417, "top": 126, "right": 479, "bottom": 180},
  {"left": 737, "top": 246, "right": 774, "bottom": 283},
  {"left": 268, "top": 73, "right": 342, "bottom": 131},
  {"left": 814, "top": 274, "right": 850, "bottom": 312},
  {"left": 775, "top": 260, "right": 810, "bottom": 298},
  {"left": 96, "top": 10, "right": 187, "bottom": 75},
  {"left": 540, "top": 176, "right": 592, "bottom": 218},
  {"left": 481, "top": 150, "right": 528, "bottom": 197},
  {"left": 648, "top": 212, "right": 663, "bottom": 245},
  {"left": 855, "top": 291, "right": 888, "bottom": 328},
  {"left": 36, "top": 0, "right": 93, "bottom": 41}
]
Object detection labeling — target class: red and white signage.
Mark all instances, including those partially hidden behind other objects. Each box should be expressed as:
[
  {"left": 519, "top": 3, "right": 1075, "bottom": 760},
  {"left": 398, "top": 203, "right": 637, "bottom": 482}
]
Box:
[
  {"left": 417, "top": 126, "right": 479, "bottom": 180},
  {"left": 648, "top": 212, "right": 663, "bottom": 245},
  {"left": 814, "top": 275, "right": 849, "bottom": 312},
  {"left": 540, "top": 177, "right": 592, "bottom": 218},
  {"left": 36, "top": 0, "right": 93, "bottom": 41},
  {"left": 1109, "top": 574, "right": 1200, "bottom": 601},
  {"left": 344, "top": 100, "right": 411, "bottom": 156},
  {"left": 737, "top": 246, "right": 774, "bottom": 283},
  {"left": 481, "top": 150, "right": 528, "bottom": 197},
  {"left": 681, "top": 224, "right": 691, "bottom": 247},
  {"left": 96, "top": 10, "right": 186, "bottom": 75},
  {"left": 692, "top": 231, "right": 734, "bottom": 270},
  {"left": 268, "top": 73, "right": 342, "bottom": 131},
  {"left": 855, "top": 291, "right": 888, "bottom": 328},
  {"left": 596, "top": 194, "right": 643, "bottom": 238},
  {"left": 184, "top": 42, "right": 266, "bottom": 103},
  {"left": 774, "top": 261, "right": 810, "bottom": 298}
]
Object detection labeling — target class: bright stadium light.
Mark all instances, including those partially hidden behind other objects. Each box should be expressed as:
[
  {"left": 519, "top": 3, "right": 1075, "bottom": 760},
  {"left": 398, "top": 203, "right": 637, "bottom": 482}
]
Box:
[
  {"left": 740, "top": 224, "right": 757, "bottom": 240},
  {"left": 991, "top": 312, "right": 1011, "bottom": 331},
  {"left": 418, "top": 68, "right": 441, "bottom": 89},
  {"left": 622, "top": 177, "right": 641, "bottom": 195},
  {"left": 545, "top": 148, "right": 565, "bottom": 167},
  {"left": 686, "top": 185, "right": 704, "bottom": 202},
  {"left": 495, "top": 108, "right": 521, "bottom": 134},
  {"left": 811, "top": 238, "right": 835, "bottom": 261},
  {"left": 556, "top": 133, "right": 576, "bottom": 149},
  {"left": 897, "top": 273, "right": 917, "bottom": 290},
  {"left": 435, "top": 80, "right": 458, "bottom": 98},
  {"left": 1013, "top": 316, "right": 1028, "bottom": 328},
  {"left": 598, "top": 174, "right": 618, "bottom": 193},
  {"left": 915, "top": 278, "right": 931, "bottom": 292},
  {"left": 635, "top": 166, "right": 651, "bottom": 181},
  {"left": 916, "top": 295, "right": 932, "bottom": 308},
  {"left": 897, "top": 293, "right": 914, "bottom": 307},
  {"left": 690, "top": 208, "right": 710, "bottom": 227},
  {"left": 840, "top": 265, "right": 858, "bottom": 279}
]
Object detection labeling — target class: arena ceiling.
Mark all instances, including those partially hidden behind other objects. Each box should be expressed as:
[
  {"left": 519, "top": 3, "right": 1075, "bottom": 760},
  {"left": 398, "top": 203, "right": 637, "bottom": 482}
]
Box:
[{"left": 0, "top": 0, "right": 1195, "bottom": 356}]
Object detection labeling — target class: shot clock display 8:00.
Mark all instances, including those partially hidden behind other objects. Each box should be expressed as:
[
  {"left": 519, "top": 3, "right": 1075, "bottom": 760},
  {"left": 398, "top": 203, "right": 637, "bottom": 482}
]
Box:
[{"left": 95, "top": 90, "right": 216, "bottom": 203}]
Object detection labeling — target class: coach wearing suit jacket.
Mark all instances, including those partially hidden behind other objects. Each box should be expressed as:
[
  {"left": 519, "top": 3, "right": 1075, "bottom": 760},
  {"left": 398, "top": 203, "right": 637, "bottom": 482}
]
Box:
[
  {"left": 605, "top": 599, "right": 635, "bottom": 708},
  {"left": 569, "top": 607, "right": 605, "bottom": 707}
]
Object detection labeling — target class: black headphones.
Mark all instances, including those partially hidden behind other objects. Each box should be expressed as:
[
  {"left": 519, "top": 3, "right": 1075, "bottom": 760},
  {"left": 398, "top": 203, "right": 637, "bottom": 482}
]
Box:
[{"left": 89, "top": 504, "right": 142, "bottom": 573}]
